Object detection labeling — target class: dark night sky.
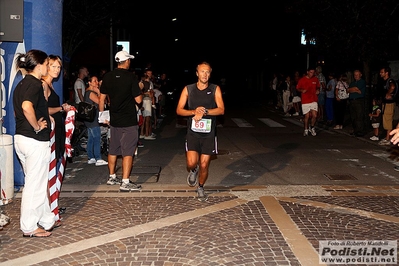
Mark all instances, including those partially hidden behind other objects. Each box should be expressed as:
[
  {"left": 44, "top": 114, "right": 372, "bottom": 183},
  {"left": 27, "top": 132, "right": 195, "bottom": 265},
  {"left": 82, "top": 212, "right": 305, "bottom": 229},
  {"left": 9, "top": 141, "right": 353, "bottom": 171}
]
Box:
[
  {"left": 115, "top": 3, "right": 299, "bottom": 78},
  {"left": 74, "top": 2, "right": 300, "bottom": 88}
]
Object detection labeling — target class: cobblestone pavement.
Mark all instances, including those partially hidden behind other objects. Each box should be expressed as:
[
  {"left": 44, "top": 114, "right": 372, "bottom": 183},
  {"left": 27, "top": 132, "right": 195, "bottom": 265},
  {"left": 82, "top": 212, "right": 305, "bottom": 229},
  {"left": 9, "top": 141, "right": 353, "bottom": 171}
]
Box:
[
  {"left": 2, "top": 111, "right": 399, "bottom": 265},
  {"left": 1, "top": 184, "right": 399, "bottom": 266}
]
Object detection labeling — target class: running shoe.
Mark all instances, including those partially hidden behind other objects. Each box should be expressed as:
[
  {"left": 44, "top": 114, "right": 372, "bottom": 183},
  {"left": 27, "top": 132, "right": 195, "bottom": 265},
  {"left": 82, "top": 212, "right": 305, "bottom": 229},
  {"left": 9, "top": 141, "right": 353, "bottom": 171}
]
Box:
[
  {"left": 107, "top": 175, "right": 121, "bottom": 185},
  {"left": 187, "top": 165, "right": 199, "bottom": 187},
  {"left": 196, "top": 186, "right": 208, "bottom": 202},
  {"left": 120, "top": 181, "right": 142, "bottom": 191}
]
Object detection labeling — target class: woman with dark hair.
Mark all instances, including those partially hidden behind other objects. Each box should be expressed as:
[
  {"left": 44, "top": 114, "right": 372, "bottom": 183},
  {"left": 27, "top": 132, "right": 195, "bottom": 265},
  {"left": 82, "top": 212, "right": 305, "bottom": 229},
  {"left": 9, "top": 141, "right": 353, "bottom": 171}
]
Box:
[
  {"left": 84, "top": 75, "right": 108, "bottom": 166},
  {"left": 13, "top": 49, "right": 54, "bottom": 237}
]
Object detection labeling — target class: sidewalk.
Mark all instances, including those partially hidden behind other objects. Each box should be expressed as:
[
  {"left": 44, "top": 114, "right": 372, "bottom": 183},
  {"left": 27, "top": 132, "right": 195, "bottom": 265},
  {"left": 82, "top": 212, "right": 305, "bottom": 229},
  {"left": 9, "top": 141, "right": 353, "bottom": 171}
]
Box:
[
  {"left": 2, "top": 183, "right": 399, "bottom": 265},
  {"left": 1, "top": 112, "right": 399, "bottom": 265}
]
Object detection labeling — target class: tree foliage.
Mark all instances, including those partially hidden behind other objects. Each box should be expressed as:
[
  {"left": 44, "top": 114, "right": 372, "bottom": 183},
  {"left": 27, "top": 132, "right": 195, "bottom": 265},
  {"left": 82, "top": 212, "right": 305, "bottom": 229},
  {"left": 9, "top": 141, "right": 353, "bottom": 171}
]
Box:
[
  {"left": 287, "top": 0, "right": 399, "bottom": 80},
  {"left": 62, "top": 0, "right": 118, "bottom": 66}
]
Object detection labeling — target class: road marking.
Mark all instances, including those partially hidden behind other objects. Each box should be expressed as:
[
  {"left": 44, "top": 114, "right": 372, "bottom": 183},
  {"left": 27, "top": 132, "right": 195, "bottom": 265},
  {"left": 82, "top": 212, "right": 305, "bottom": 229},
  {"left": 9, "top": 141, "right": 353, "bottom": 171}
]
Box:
[
  {"left": 231, "top": 118, "right": 253, "bottom": 127},
  {"left": 258, "top": 118, "right": 285, "bottom": 127}
]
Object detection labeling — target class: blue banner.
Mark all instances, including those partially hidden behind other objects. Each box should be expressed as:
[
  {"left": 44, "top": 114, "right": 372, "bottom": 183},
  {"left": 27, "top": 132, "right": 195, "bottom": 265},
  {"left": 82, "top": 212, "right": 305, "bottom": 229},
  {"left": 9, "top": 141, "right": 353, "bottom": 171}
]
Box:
[{"left": 0, "top": 0, "right": 63, "bottom": 187}]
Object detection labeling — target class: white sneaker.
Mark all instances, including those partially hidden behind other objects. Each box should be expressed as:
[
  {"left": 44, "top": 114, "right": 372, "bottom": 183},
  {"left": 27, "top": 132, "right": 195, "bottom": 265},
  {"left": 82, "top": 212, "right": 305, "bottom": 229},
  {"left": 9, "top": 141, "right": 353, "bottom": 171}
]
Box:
[
  {"left": 120, "top": 181, "right": 142, "bottom": 191},
  {"left": 293, "top": 112, "right": 299, "bottom": 116},
  {"left": 107, "top": 176, "right": 121, "bottom": 185},
  {"left": 310, "top": 127, "right": 317, "bottom": 136},
  {"left": 369, "top": 136, "right": 379, "bottom": 141},
  {"left": 284, "top": 113, "right": 291, "bottom": 117},
  {"left": 144, "top": 135, "right": 156, "bottom": 140},
  {"left": 378, "top": 139, "right": 391, "bottom": 146},
  {"left": 303, "top": 129, "right": 308, "bottom": 137},
  {"left": 95, "top": 159, "right": 108, "bottom": 166},
  {"left": 139, "top": 135, "right": 145, "bottom": 139},
  {"left": 88, "top": 158, "right": 96, "bottom": 164}
]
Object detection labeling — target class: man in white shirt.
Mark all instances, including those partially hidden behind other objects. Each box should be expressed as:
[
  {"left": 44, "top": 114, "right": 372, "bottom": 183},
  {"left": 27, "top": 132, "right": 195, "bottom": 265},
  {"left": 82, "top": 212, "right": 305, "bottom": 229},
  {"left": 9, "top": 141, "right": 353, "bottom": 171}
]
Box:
[{"left": 74, "top": 66, "right": 89, "bottom": 104}]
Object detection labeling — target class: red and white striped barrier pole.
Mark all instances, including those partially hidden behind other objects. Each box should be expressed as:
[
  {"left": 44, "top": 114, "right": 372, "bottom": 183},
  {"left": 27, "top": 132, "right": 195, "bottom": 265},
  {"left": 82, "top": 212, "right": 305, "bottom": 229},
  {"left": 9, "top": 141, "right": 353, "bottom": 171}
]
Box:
[{"left": 48, "top": 107, "right": 76, "bottom": 221}]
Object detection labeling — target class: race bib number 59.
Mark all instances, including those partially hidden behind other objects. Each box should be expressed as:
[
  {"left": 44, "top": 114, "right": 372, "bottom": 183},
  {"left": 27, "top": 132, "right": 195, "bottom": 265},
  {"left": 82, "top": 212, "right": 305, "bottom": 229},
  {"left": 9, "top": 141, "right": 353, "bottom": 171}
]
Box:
[{"left": 191, "top": 118, "right": 212, "bottom": 133}]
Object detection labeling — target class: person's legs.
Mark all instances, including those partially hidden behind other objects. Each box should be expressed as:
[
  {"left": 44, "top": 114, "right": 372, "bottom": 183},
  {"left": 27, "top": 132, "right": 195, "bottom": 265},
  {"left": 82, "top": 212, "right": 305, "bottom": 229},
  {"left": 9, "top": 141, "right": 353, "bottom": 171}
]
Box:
[
  {"left": 303, "top": 113, "right": 309, "bottom": 130},
  {"left": 86, "top": 127, "right": 94, "bottom": 159},
  {"left": 108, "top": 155, "right": 117, "bottom": 175},
  {"left": 122, "top": 155, "right": 133, "bottom": 179},
  {"left": 353, "top": 99, "right": 365, "bottom": 136},
  {"left": 14, "top": 135, "right": 54, "bottom": 234},
  {"left": 282, "top": 91, "right": 290, "bottom": 113},
  {"left": 107, "top": 126, "right": 119, "bottom": 177},
  {"left": 382, "top": 103, "right": 394, "bottom": 140},
  {"left": 144, "top": 117, "right": 151, "bottom": 136},
  {"left": 198, "top": 154, "right": 211, "bottom": 186},
  {"left": 302, "top": 103, "right": 310, "bottom": 130},
  {"left": 92, "top": 127, "right": 101, "bottom": 160},
  {"left": 310, "top": 109, "right": 318, "bottom": 127},
  {"left": 186, "top": 150, "right": 199, "bottom": 171},
  {"left": 325, "top": 98, "right": 334, "bottom": 122}
]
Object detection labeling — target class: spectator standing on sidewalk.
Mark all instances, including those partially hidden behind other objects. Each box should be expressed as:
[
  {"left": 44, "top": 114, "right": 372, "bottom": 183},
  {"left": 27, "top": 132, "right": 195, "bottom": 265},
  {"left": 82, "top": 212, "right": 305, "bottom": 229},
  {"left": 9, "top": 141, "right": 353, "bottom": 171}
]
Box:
[
  {"left": 42, "top": 55, "right": 72, "bottom": 169},
  {"left": 42, "top": 55, "right": 72, "bottom": 218},
  {"left": 379, "top": 67, "right": 397, "bottom": 145},
  {"left": 13, "top": 49, "right": 54, "bottom": 237},
  {"left": 157, "top": 73, "right": 168, "bottom": 117},
  {"left": 347, "top": 69, "right": 366, "bottom": 137},
  {"left": 296, "top": 67, "right": 320, "bottom": 137},
  {"left": 291, "top": 70, "right": 301, "bottom": 116},
  {"left": 73, "top": 66, "right": 89, "bottom": 105},
  {"left": 281, "top": 74, "right": 292, "bottom": 117},
  {"left": 270, "top": 72, "right": 279, "bottom": 109},
  {"left": 99, "top": 50, "right": 143, "bottom": 191},
  {"left": 315, "top": 66, "right": 326, "bottom": 122},
  {"left": 369, "top": 98, "right": 382, "bottom": 141},
  {"left": 325, "top": 72, "right": 336, "bottom": 125},
  {"left": 333, "top": 73, "right": 349, "bottom": 130},
  {"left": 176, "top": 62, "right": 225, "bottom": 201},
  {"left": 84, "top": 75, "right": 108, "bottom": 166},
  {"left": 139, "top": 70, "right": 156, "bottom": 140}
]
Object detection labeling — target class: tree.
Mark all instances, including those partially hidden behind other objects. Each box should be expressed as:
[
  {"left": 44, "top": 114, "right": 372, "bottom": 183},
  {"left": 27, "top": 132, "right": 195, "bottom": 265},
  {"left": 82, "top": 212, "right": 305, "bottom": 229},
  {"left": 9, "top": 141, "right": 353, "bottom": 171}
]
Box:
[
  {"left": 62, "top": 0, "right": 118, "bottom": 74},
  {"left": 287, "top": 0, "right": 399, "bottom": 83}
]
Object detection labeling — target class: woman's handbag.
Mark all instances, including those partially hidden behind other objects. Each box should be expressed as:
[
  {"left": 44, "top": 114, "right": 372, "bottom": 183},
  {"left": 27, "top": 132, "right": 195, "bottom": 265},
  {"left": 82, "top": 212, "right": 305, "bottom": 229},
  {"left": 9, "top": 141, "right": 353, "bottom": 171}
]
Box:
[
  {"left": 77, "top": 101, "right": 96, "bottom": 122},
  {"left": 337, "top": 81, "right": 349, "bottom": 100}
]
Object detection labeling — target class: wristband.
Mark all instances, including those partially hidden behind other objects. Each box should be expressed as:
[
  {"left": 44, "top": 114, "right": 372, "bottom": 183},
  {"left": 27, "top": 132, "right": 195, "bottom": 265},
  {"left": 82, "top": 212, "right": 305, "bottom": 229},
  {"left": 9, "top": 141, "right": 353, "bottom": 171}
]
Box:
[
  {"left": 34, "top": 125, "right": 41, "bottom": 134},
  {"left": 60, "top": 105, "right": 64, "bottom": 113}
]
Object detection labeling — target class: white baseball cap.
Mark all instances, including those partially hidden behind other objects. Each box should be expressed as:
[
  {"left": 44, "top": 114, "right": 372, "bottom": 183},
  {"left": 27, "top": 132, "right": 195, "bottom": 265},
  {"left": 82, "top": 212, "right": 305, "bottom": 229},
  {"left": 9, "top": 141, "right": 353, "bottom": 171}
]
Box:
[{"left": 115, "top": 50, "right": 134, "bottom": 62}]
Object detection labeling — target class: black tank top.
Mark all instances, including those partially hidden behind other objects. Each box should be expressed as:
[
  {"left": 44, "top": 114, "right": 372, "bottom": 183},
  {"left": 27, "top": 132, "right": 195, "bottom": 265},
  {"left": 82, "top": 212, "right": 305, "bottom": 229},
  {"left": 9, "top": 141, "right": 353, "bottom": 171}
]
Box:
[{"left": 187, "top": 83, "right": 217, "bottom": 137}]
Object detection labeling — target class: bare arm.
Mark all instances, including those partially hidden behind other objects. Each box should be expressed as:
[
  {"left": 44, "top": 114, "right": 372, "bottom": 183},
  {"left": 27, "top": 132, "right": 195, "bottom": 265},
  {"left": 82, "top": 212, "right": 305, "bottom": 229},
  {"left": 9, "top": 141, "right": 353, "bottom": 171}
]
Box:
[
  {"left": 99, "top": 93, "right": 106, "bottom": 112},
  {"left": 176, "top": 86, "right": 191, "bottom": 116},
  {"left": 135, "top": 94, "right": 143, "bottom": 105},
  {"left": 77, "top": 89, "right": 84, "bottom": 102},
  {"left": 208, "top": 85, "right": 225, "bottom": 116}
]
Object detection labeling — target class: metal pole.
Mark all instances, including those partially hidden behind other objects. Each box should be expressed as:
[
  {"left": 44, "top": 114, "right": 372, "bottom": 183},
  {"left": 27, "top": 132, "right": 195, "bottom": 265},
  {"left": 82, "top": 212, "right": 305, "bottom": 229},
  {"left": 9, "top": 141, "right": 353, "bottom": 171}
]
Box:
[{"left": 109, "top": 18, "right": 113, "bottom": 70}]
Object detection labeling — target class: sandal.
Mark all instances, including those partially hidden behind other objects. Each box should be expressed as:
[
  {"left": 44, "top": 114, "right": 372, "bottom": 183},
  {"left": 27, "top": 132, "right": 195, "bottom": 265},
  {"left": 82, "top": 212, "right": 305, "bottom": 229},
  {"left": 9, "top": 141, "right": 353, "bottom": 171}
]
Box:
[
  {"left": 48, "top": 220, "right": 62, "bottom": 232},
  {"left": 37, "top": 220, "right": 62, "bottom": 231},
  {"left": 23, "top": 228, "right": 52, "bottom": 238}
]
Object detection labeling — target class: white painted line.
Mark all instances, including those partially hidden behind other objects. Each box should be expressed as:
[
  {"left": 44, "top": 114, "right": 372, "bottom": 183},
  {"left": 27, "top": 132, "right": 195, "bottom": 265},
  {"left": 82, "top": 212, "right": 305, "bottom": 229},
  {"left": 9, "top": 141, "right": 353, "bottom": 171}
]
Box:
[
  {"left": 284, "top": 118, "right": 303, "bottom": 127},
  {"left": 258, "top": 118, "right": 285, "bottom": 127},
  {"left": 231, "top": 118, "right": 253, "bottom": 127}
]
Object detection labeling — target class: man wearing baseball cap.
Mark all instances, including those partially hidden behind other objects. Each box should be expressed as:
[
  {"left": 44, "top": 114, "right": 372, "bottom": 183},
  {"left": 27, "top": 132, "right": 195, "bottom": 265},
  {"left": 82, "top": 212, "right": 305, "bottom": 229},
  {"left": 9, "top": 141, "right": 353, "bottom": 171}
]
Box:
[
  {"left": 99, "top": 51, "right": 143, "bottom": 191},
  {"left": 114, "top": 50, "right": 135, "bottom": 63}
]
